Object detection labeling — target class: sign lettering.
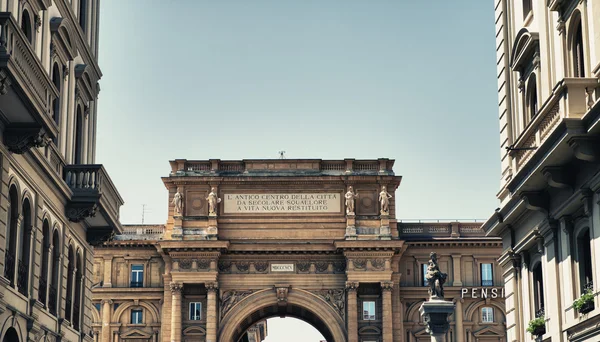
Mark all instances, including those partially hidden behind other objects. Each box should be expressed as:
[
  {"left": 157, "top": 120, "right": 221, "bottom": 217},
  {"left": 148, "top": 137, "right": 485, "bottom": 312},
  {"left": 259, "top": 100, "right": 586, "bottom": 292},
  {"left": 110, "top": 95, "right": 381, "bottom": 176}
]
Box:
[
  {"left": 224, "top": 193, "right": 341, "bottom": 213},
  {"left": 271, "top": 264, "right": 294, "bottom": 272}
]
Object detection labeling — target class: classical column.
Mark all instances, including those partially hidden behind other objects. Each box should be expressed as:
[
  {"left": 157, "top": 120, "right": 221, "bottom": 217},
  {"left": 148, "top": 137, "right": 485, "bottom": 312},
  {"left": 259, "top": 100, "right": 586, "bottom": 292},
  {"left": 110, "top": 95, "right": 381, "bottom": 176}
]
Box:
[
  {"left": 206, "top": 282, "right": 219, "bottom": 342},
  {"left": 101, "top": 299, "right": 112, "bottom": 342},
  {"left": 453, "top": 298, "right": 464, "bottom": 342},
  {"left": 346, "top": 281, "right": 358, "bottom": 342},
  {"left": 381, "top": 281, "right": 393, "bottom": 342},
  {"left": 68, "top": 265, "right": 77, "bottom": 322},
  {"left": 170, "top": 283, "right": 183, "bottom": 342},
  {"left": 45, "top": 245, "right": 53, "bottom": 306}
]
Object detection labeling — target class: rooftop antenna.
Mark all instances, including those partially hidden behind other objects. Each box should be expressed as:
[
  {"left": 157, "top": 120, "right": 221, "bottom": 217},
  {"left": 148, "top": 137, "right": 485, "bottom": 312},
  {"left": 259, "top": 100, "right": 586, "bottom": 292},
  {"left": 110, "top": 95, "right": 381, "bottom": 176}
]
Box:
[
  {"left": 141, "top": 204, "right": 150, "bottom": 224},
  {"left": 278, "top": 150, "right": 286, "bottom": 159}
]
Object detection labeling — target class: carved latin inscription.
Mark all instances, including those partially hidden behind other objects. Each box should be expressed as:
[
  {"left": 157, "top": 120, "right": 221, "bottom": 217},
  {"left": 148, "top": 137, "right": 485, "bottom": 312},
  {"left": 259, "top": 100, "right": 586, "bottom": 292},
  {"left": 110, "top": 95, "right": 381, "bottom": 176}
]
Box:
[{"left": 223, "top": 193, "right": 341, "bottom": 213}]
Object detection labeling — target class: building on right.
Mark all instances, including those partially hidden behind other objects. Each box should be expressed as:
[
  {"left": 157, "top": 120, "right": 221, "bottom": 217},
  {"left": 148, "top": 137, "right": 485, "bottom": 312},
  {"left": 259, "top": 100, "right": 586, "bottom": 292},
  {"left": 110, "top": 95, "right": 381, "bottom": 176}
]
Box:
[{"left": 483, "top": 1, "right": 600, "bottom": 342}]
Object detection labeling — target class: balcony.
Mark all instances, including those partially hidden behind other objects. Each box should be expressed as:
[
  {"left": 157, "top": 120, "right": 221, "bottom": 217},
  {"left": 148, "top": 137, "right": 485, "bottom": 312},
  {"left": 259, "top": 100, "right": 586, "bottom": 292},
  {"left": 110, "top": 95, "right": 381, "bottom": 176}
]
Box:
[
  {"left": 507, "top": 78, "right": 599, "bottom": 192},
  {"left": 0, "top": 13, "right": 59, "bottom": 153},
  {"left": 64, "top": 165, "right": 124, "bottom": 242},
  {"left": 115, "top": 225, "right": 165, "bottom": 241}
]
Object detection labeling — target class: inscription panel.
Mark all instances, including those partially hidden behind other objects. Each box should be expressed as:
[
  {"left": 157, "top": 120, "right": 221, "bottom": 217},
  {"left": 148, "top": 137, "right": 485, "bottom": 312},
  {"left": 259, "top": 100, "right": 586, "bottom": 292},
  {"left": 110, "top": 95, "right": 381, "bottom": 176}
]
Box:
[{"left": 223, "top": 193, "right": 341, "bottom": 214}]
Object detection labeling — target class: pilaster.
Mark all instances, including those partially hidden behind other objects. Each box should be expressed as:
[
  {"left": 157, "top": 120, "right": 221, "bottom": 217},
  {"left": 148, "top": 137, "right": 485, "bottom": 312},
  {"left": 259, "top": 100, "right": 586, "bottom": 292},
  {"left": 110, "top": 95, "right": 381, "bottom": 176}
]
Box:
[
  {"left": 206, "top": 282, "right": 218, "bottom": 342},
  {"left": 381, "top": 281, "right": 393, "bottom": 342},
  {"left": 170, "top": 282, "right": 183, "bottom": 342},
  {"left": 346, "top": 281, "right": 358, "bottom": 342}
]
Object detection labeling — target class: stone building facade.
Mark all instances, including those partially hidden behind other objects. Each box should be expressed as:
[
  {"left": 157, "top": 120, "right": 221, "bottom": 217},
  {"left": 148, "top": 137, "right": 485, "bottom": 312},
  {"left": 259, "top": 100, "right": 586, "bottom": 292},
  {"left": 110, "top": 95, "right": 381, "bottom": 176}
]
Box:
[
  {"left": 0, "top": 1, "right": 123, "bottom": 342},
  {"left": 484, "top": 0, "right": 600, "bottom": 341},
  {"left": 91, "top": 159, "right": 505, "bottom": 342}
]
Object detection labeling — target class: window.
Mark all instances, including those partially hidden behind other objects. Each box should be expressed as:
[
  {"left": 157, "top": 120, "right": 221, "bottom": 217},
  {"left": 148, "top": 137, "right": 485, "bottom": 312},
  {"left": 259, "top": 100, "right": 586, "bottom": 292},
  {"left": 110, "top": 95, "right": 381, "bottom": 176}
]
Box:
[
  {"left": 482, "top": 307, "right": 494, "bottom": 323},
  {"left": 94, "top": 303, "right": 101, "bottom": 312},
  {"left": 74, "top": 106, "right": 84, "bottom": 164},
  {"left": 481, "top": 263, "right": 493, "bottom": 286},
  {"left": 79, "top": 0, "right": 87, "bottom": 31},
  {"left": 21, "top": 10, "right": 33, "bottom": 43},
  {"left": 4, "top": 186, "right": 18, "bottom": 286},
  {"left": 189, "top": 302, "right": 202, "bottom": 320},
  {"left": 573, "top": 21, "right": 585, "bottom": 77},
  {"left": 362, "top": 301, "right": 375, "bottom": 320},
  {"left": 577, "top": 229, "right": 593, "bottom": 293},
  {"left": 532, "top": 262, "right": 545, "bottom": 316},
  {"left": 422, "top": 264, "right": 428, "bottom": 286},
  {"left": 51, "top": 63, "right": 61, "bottom": 132},
  {"left": 38, "top": 220, "right": 50, "bottom": 305},
  {"left": 526, "top": 75, "right": 538, "bottom": 122},
  {"left": 131, "top": 309, "right": 143, "bottom": 324},
  {"left": 130, "top": 264, "right": 143, "bottom": 287},
  {"left": 523, "top": 0, "right": 532, "bottom": 20}
]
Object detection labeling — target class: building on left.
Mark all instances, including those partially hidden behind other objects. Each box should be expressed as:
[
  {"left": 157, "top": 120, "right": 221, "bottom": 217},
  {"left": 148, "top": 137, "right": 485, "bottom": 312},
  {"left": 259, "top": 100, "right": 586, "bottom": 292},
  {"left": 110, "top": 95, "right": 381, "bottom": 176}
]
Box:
[{"left": 0, "top": 1, "right": 124, "bottom": 342}]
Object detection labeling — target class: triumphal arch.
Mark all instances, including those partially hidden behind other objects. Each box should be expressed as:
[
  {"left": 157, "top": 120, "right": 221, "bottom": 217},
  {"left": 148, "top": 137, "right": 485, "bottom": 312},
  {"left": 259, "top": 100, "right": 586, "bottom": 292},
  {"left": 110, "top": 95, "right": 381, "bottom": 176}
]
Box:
[
  {"left": 161, "top": 158, "right": 402, "bottom": 342},
  {"left": 91, "top": 158, "right": 506, "bottom": 342}
]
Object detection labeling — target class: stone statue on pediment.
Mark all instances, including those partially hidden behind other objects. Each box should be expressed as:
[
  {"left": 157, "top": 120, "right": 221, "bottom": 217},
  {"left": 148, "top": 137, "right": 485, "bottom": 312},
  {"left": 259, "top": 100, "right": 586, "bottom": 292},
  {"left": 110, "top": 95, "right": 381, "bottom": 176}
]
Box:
[
  {"left": 345, "top": 186, "right": 359, "bottom": 215},
  {"left": 172, "top": 187, "right": 183, "bottom": 215},
  {"left": 379, "top": 186, "right": 392, "bottom": 214},
  {"left": 206, "top": 187, "right": 221, "bottom": 215},
  {"left": 426, "top": 252, "right": 447, "bottom": 299}
]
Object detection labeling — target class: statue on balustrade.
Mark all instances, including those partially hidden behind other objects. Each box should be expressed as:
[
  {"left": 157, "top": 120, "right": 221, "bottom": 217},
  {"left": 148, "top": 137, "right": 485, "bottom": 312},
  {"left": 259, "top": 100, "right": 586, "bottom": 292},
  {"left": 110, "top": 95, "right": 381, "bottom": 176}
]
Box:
[
  {"left": 345, "top": 186, "right": 359, "bottom": 215},
  {"left": 172, "top": 187, "right": 184, "bottom": 215},
  {"left": 379, "top": 185, "right": 392, "bottom": 214},
  {"left": 207, "top": 187, "right": 221, "bottom": 215},
  {"left": 426, "top": 252, "right": 447, "bottom": 299}
]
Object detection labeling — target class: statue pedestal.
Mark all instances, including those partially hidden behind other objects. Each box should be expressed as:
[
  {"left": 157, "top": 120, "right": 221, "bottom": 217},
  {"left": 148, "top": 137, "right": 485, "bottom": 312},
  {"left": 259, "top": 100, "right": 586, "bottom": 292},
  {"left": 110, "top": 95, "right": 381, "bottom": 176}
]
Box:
[
  {"left": 208, "top": 215, "right": 218, "bottom": 240},
  {"left": 172, "top": 216, "right": 183, "bottom": 239},
  {"left": 419, "top": 300, "right": 455, "bottom": 342},
  {"left": 379, "top": 215, "right": 391, "bottom": 240},
  {"left": 345, "top": 214, "right": 357, "bottom": 240}
]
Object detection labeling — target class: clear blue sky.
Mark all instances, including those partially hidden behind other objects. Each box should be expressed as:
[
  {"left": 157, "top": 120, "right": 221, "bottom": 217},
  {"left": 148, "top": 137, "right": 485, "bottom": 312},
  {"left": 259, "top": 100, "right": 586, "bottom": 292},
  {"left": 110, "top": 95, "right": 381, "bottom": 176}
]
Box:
[{"left": 97, "top": 1, "right": 497, "bottom": 338}]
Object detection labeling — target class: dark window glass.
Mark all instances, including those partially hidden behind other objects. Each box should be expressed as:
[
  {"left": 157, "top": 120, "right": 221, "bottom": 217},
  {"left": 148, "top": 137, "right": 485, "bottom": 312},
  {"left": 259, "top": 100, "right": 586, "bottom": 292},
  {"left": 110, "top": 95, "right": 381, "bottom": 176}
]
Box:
[
  {"left": 130, "top": 264, "right": 143, "bottom": 287},
  {"left": 481, "top": 263, "right": 493, "bottom": 286},
  {"left": 131, "top": 309, "right": 142, "bottom": 324}
]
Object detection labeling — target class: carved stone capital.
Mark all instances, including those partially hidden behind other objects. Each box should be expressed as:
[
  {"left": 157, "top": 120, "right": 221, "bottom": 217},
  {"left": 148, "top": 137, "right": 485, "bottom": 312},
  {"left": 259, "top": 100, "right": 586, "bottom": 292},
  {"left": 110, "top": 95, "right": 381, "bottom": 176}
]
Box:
[
  {"left": 381, "top": 281, "right": 394, "bottom": 291},
  {"left": 206, "top": 282, "right": 218, "bottom": 292},
  {"left": 345, "top": 281, "right": 358, "bottom": 292},
  {"left": 4, "top": 124, "right": 50, "bottom": 154},
  {"left": 170, "top": 282, "right": 183, "bottom": 295},
  {"left": 101, "top": 299, "right": 113, "bottom": 305}
]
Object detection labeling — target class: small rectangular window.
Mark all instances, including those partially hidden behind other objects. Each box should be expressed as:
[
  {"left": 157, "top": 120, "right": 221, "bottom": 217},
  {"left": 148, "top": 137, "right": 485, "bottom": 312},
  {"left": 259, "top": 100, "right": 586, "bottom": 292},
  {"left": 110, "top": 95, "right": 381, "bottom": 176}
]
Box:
[
  {"left": 189, "top": 302, "right": 202, "bottom": 320},
  {"left": 131, "top": 264, "right": 143, "bottom": 288},
  {"left": 481, "top": 263, "right": 493, "bottom": 286},
  {"left": 481, "top": 307, "right": 494, "bottom": 323},
  {"left": 362, "top": 301, "right": 375, "bottom": 320},
  {"left": 422, "top": 264, "right": 428, "bottom": 286},
  {"left": 131, "top": 309, "right": 143, "bottom": 324}
]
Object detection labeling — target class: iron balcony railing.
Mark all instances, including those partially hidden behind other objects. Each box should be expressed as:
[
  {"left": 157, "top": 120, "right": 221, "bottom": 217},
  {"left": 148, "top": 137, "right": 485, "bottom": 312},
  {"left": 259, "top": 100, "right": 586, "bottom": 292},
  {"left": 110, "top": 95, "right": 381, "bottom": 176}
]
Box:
[
  {"left": 38, "top": 277, "right": 47, "bottom": 304},
  {"left": 17, "top": 259, "right": 27, "bottom": 296},
  {"left": 48, "top": 285, "right": 57, "bottom": 315},
  {"left": 65, "top": 298, "right": 72, "bottom": 322},
  {"left": 3, "top": 251, "right": 14, "bottom": 284},
  {"left": 481, "top": 280, "right": 494, "bottom": 286}
]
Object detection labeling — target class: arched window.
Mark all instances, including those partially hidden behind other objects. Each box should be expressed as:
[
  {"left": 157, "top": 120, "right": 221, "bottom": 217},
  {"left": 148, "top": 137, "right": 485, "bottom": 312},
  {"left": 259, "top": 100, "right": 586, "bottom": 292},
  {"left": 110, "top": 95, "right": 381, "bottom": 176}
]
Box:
[
  {"left": 65, "top": 246, "right": 75, "bottom": 321},
  {"left": 74, "top": 106, "right": 84, "bottom": 164},
  {"left": 49, "top": 229, "right": 60, "bottom": 315},
  {"left": 2, "top": 327, "right": 19, "bottom": 342},
  {"left": 79, "top": 0, "right": 87, "bottom": 32},
  {"left": 526, "top": 75, "right": 538, "bottom": 122},
  {"left": 577, "top": 229, "right": 593, "bottom": 292},
  {"left": 4, "top": 186, "right": 19, "bottom": 285},
  {"left": 532, "top": 262, "right": 545, "bottom": 317},
  {"left": 51, "top": 64, "right": 61, "bottom": 127},
  {"left": 21, "top": 10, "right": 33, "bottom": 44},
  {"left": 573, "top": 21, "right": 585, "bottom": 77},
  {"left": 73, "top": 251, "right": 83, "bottom": 331},
  {"left": 39, "top": 220, "right": 50, "bottom": 305},
  {"left": 523, "top": 0, "right": 532, "bottom": 20},
  {"left": 17, "top": 198, "right": 32, "bottom": 296}
]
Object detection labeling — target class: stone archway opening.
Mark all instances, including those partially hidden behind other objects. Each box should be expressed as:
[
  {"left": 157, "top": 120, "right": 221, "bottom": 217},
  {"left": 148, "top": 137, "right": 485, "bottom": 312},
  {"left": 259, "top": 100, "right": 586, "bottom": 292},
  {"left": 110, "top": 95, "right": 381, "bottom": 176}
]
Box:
[{"left": 234, "top": 304, "right": 331, "bottom": 342}]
